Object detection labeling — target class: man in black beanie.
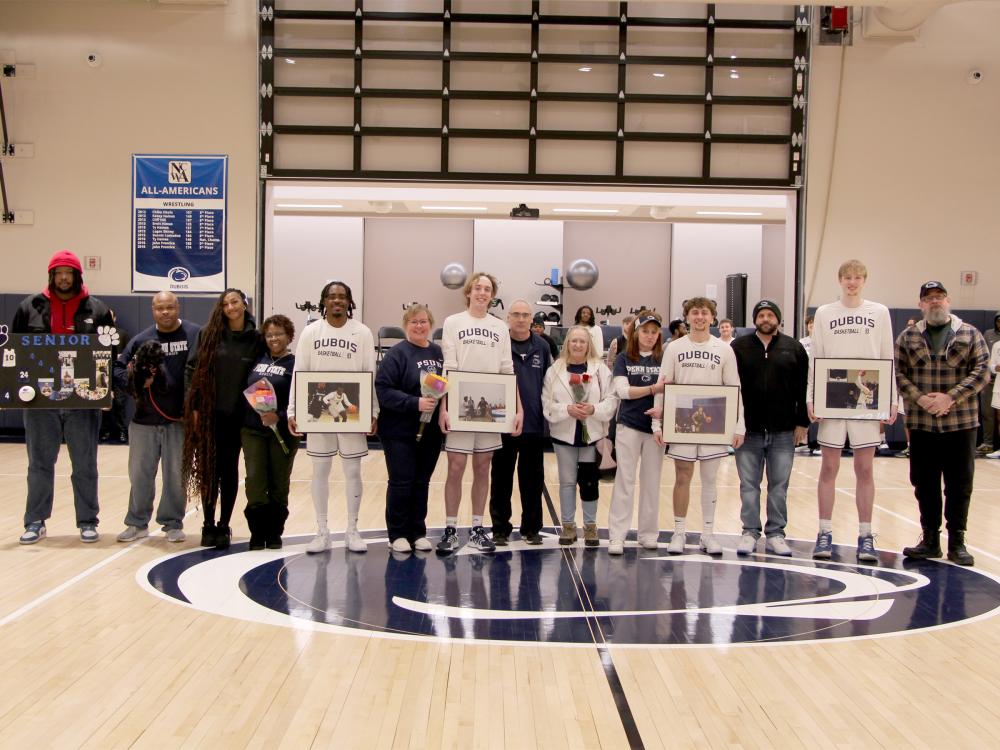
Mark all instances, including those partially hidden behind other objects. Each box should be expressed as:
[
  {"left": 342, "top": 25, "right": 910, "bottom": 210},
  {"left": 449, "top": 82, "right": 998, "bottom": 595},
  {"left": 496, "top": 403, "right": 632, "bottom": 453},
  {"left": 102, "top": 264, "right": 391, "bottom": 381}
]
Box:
[{"left": 731, "top": 299, "right": 810, "bottom": 556}]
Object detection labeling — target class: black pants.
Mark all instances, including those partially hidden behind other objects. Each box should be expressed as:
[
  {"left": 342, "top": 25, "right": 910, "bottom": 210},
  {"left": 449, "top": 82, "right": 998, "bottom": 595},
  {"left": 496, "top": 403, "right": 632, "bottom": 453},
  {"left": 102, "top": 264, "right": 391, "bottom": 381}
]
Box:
[
  {"left": 382, "top": 434, "right": 442, "bottom": 542},
  {"left": 489, "top": 433, "right": 545, "bottom": 537},
  {"left": 909, "top": 427, "right": 976, "bottom": 532},
  {"left": 203, "top": 413, "right": 244, "bottom": 527}
]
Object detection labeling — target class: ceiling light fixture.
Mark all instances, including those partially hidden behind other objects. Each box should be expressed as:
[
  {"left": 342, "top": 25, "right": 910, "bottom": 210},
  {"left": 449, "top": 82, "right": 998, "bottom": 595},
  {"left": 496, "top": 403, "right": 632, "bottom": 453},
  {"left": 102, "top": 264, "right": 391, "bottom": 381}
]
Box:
[
  {"left": 552, "top": 208, "right": 619, "bottom": 214},
  {"left": 695, "top": 210, "right": 763, "bottom": 217},
  {"left": 275, "top": 203, "right": 344, "bottom": 209},
  {"left": 285, "top": 58, "right": 296, "bottom": 64},
  {"left": 578, "top": 66, "right": 592, "bottom": 72},
  {"left": 421, "top": 205, "right": 488, "bottom": 211},
  {"left": 653, "top": 72, "right": 665, "bottom": 78}
]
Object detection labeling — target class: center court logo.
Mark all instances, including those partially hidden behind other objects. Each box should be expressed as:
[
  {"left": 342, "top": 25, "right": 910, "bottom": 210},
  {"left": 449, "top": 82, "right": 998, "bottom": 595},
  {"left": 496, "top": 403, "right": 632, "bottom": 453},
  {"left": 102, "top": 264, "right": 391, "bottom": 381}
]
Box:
[{"left": 138, "top": 531, "right": 1000, "bottom": 647}]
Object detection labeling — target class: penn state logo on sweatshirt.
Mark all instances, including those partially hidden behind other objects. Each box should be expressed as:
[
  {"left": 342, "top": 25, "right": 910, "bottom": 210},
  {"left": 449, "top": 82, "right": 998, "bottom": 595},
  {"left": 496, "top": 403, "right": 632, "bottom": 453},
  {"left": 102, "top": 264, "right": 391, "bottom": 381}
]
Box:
[{"left": 623, "top": 363, "right": 660, "bottom": 383}]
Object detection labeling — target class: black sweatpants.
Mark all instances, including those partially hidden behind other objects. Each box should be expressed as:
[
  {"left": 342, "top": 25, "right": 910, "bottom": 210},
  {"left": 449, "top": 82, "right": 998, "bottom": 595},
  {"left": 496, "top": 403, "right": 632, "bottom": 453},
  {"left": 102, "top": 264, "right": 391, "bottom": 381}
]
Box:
[
  {"left": 908, "top": 427, "right": 976, "bottom": 533},
  {"left": 489, "top": 433, "right": 545, "bottom": 537}
]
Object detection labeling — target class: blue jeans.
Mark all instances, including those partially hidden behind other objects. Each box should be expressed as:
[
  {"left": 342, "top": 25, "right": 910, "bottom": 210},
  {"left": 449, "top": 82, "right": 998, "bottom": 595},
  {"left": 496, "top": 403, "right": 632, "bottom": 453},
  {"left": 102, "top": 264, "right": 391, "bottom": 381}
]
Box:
[
  {"left": 734, "top": 430, "right": 794, "bottom": 538},
  {"left": 23, "top": 409, "right": 101, "bottom": 528},
  {"left": 125, "top": 421, "right": 186, "bottom": 530},
  {"left": 553, "top": 443, "right": 597, "bottom": 524}
]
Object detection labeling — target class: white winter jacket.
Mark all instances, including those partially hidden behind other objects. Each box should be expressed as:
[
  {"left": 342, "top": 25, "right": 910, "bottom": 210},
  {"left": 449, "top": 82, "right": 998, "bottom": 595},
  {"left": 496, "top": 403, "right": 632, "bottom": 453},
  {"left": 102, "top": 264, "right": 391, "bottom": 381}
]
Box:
[{"left": 542, "top": 359, "right": 618, "bottom": 444}]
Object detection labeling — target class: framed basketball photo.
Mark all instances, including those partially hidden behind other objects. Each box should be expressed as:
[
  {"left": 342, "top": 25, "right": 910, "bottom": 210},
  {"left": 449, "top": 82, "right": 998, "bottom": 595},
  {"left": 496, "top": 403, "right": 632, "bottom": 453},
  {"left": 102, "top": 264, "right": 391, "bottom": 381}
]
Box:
[
  {"left": 445, "top": 370, "right": 517, "bottom": 434},
  {"left": 661, "top": 384, "right": 740, "bottom": 445},
  {"left": 812, "top": 358, "right": 894, "bottom": 421},
  {"left": 294, "top": 371, "right": 373, "bottom": 433}
]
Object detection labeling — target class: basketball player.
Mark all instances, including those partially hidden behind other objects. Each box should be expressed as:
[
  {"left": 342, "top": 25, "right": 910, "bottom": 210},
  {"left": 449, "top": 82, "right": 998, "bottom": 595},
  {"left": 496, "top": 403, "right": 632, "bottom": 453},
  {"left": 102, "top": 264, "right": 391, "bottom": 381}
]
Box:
[
  {"left": 289, "top": 281, "right": 378, "bottom": 554},
  {"left": 651, "top": 297, "right": 745, "bottom": 555},
  {"left": 324, "top": 385, "right": 352, "bottom": 422},
  {"left": 438, "top": 272, "right": 522, "bottom": 553},
  {"left": 807, "top": 259, "right": 896, "bottom": 562}
]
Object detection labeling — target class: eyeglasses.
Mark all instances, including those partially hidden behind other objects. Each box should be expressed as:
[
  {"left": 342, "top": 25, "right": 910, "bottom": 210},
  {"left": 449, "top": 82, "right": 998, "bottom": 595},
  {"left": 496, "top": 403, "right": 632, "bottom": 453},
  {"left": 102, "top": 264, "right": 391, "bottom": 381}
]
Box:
[
  {"left": 509, "top": 312, "right": 532, "bottom": 319},
  {"left": 264, "top": 333, "right": 288, "bottom": 340}
]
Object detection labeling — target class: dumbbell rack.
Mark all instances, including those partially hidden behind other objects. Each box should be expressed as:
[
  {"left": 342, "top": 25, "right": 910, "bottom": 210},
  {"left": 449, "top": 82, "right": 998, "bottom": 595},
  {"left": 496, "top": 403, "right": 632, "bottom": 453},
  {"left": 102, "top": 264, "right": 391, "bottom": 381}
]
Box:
[{"left": 534, "top": 281, "right": 563, "bottom": 327}]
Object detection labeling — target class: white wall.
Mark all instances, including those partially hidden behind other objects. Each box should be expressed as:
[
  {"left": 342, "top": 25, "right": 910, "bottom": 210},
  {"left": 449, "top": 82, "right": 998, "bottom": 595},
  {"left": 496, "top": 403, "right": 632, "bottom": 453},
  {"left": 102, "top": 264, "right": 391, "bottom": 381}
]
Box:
[
  {"left": 804, "top": 2, "right": 1000, "bottom": 309},
  {"left": 670, "top": 224, "right": 762, "bottom": 324},
  {"left": 0, "top": 0, "right": 258, "bottom": 295}
]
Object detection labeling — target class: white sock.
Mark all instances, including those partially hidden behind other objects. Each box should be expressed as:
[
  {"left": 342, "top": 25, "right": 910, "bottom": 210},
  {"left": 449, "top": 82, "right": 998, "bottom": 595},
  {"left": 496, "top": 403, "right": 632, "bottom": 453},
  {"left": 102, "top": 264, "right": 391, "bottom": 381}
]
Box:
[
  {"left": 819, "top": 519, "right": 833, "bottom": 533},
  {"left": 673, "top": 517, "right": 686, "bottom": 534},
  {"left": 699, "top": 458, "right": 720, "bottom": 534},
  {"left": 859, "top": 522, "right": 872, "bottom": 536},
  {"left": 446, "top": 516, "right": 458, "bottom": 528},
  {"left": 342, "top": 456, "right": 363, "bottom": 531},
  {"left": 472, "top": 515, "right": 483, "bottom": 528},
  {"left": 311, "top": 456, "right": 332, "bottom": 534}
]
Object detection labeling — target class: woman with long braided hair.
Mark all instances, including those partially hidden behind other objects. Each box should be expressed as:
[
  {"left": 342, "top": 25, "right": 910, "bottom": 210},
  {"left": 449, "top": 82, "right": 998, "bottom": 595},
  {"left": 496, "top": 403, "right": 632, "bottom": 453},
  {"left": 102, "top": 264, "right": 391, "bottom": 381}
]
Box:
[{"left": 183, "top": 289, "right": 263, "bottom": 549}]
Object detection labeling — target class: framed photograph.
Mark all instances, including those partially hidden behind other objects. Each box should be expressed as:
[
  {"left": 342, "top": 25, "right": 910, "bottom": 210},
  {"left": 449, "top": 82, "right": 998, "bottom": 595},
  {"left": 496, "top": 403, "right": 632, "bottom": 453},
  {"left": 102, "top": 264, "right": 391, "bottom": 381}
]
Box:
[
  {"left": 294, "top": 371, "right": 373, "bottom": 433},
  {"left": 812, "top": 358, "right": 894, "bottom": 421},
  {"left": 661, "top": 384, "right": 740, "bottom": 445},
  {"left": 445, "top": 370, "right": 517, "bottom": 434}
]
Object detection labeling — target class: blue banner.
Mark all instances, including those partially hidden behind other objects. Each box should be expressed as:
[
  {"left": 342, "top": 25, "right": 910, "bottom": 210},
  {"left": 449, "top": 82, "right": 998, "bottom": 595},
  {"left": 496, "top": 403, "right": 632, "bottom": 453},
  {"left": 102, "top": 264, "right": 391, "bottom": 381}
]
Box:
[{"left": 132, "top": 155, "right": 227, "bottom": 292}]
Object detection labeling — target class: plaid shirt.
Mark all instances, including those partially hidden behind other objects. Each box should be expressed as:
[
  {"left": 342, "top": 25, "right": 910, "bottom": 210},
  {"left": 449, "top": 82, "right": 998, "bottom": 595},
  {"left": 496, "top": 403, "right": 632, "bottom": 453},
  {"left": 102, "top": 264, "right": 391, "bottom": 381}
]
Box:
[{"left": 895, "top": 315, "right": 989, "bottom": 432}]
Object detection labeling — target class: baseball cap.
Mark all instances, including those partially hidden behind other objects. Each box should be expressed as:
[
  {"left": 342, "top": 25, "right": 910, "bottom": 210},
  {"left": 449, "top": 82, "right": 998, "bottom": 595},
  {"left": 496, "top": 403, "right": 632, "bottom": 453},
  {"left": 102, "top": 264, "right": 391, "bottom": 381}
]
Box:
[
  {"left": 634, "top": 314, "right": 662, "bottom": 329},
  {"left": 919, "top": 281, "right": 947, "bottom": 298}
]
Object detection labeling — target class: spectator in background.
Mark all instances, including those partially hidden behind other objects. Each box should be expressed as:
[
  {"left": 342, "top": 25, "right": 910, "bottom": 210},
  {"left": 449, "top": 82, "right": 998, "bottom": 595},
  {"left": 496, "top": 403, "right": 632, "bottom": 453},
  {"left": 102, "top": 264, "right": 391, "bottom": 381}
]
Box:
[
  {"left": 977, "top": 311, "right": 1000, "bottom": 455},
  {"left": 605, "top": 315, "right": 635, "bottom": 369},
  {"left": 717, "top": 318, "right": 735, "bottom": 345},
  {"left": 530, "top": 318, "right": 560, "bottom": 359},
  {"left": 798, "top": 315, "right": 814, "bottom": 357},
  {"left": 100, "top": 307, "right": 130, "bottom": 444},
  {"left": 575, "top": 304, "right": 604, "bottom": 358},
  {"left": 668, "top": 318, "right": 687, "bottom": 341}
]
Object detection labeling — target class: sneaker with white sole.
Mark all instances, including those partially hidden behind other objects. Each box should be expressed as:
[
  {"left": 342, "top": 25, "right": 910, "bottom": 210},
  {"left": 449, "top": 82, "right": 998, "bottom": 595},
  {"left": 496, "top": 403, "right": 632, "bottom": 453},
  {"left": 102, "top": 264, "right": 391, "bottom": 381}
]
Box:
[
  {"left": 766, "top": 536, "right": 792, "bottom": 556},
  {"left": 638, "top": 535, "right": 659, "bottom": 550},
  {"left": 608, "top": 540, "right": 625, "bottom": 555},
  {"left": 391, "top": 537, "right": 412, "bottom": 553},
  {"left": 19, "top": 522, "right": 46, "bottom": 545},
  {"left": 346, "top": 529, "right": 368, "bottom": 553},
  {"left": 117, "top": 525, "right": 149, "bottom": 543},
  {"left": 667, "top": 532, "right": 686, "bottom": 554},
  {"left": 165, "top": 528, "right": 186, "bottom": 543},
  {"left": 699, "top": 533, "right": 722, "bottom": 555},
  {"left": 812, "top": 531, "right": 833, "bottom": 559},
  {"left": 987, "top": 449, "right": 1000, "bottom": 459},
  {"left": 306, "top": 531, "right": 331, "bottom": 554},
  {"left": 736, "top": 532, "right": 758, "bottom": 555},
  {"left": 413, "top": 537, "right": 433, "bottom": 551},
  {"left": 468, "top": 525, "right": 496, "bottom": 552},
  {"left": 857, "top": 533, "right": 878, "bottom": 562},
  {"left": 437, "top": 526, "right": 460, "bottom": 553},
  {"left": 80, "top": 525, "right": 99, "bottom": 543}
]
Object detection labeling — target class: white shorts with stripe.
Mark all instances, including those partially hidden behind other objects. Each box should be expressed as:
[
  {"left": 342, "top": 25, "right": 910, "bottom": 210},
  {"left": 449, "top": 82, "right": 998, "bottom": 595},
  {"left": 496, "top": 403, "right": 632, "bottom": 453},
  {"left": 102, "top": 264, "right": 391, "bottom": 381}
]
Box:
[
  {"left": 305, "top": 432, "right": 369, "bottom": 459},
  {"left": 817, "top": 419, "right": 882, "bottom": 450},
  {"left": 445, "top": 431, "right": 503, "bottom": 454},
  {"left": 666, "top": 443, "right": 730, "bottom": 462}
]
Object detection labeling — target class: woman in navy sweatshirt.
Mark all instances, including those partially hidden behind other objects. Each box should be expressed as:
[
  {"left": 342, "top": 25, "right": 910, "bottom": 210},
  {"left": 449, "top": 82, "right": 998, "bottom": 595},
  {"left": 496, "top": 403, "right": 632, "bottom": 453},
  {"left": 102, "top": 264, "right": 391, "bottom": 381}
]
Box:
[{"left": 375, "top": 304, "right": 444, "bottom": 553}]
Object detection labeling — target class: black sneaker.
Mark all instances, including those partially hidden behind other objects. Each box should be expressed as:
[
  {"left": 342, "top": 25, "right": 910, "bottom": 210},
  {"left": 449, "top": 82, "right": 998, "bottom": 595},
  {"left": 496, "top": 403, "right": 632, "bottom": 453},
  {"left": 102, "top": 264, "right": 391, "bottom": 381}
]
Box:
[
  {"left": 437, "top": 525, "right": 460, "bottom": 554},
  {"left": 468, "top": 525, "right": 496, "bottom": 552},
  {"left": 524, "top": 532, "right": 543, "bottom": 545},
  {"left": 266, "top": 537, "right": 283, "bottom": 549},
  {"left": 493, "top": 533, "right": 509, "bottom": 546},
  {"left": 248, "top": 536, "right": 265, "bottom": 551},
  {"left": 200, "top": 524, "right": 217, "bottom": 548}
]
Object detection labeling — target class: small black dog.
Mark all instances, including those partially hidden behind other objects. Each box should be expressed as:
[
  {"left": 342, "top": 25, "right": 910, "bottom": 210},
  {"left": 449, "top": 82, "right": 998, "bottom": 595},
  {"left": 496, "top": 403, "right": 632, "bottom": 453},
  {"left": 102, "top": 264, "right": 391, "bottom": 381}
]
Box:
[{"left": 127, "top": 340, "right": 167, "bottom": 401}]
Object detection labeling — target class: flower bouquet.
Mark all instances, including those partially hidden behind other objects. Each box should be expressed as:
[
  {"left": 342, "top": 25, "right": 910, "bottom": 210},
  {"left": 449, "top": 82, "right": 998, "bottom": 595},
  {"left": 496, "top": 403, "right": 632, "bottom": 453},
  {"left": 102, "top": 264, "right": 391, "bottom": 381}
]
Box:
[
  {"left": 568, "top": 371, "right": 592, "bottom": 444},
  {"left": 243, "top": 378, "right": 289, "bottom": 455},
  {"left": 417, "top": 371, "right": 448, "bottom": 441}
]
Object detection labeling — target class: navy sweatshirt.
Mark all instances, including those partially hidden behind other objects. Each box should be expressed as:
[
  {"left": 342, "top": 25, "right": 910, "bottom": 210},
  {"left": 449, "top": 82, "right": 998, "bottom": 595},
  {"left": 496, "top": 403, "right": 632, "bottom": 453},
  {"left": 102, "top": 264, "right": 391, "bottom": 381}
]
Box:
[
  {"left": 374, "top": 340, "right": 445, "bottom": 440},
  {"left": 613, "top": 352, "right": 660, "bottom": 433},
  {"left": 113, "top": 321, "right": 201, "bottom": 425},
  {"left": 243, "top": 351, "right": 295, "bottom": 441},
  {"left": 511, "top": 333, "right": 552, "bottom": 435}
]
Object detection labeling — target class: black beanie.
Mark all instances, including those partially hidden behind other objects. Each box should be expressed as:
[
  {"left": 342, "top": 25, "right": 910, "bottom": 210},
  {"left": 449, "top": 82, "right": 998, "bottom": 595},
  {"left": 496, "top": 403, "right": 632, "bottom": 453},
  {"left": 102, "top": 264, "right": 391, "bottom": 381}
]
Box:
[{"left": 752, "top": 299, "right": 782, "bottom": 324}]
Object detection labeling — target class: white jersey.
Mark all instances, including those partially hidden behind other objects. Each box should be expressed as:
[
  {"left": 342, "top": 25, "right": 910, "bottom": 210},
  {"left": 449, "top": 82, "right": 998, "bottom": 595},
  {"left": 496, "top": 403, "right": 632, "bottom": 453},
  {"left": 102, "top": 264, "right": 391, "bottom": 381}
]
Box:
[
  {"left": 441, "top": 310, "right": 514, "bottom": 375},
  {"left": 323, "top": 390, "right": 352, "bottom": 416},
  {"left": 807, "top": 298, "right": 893, "bottom": 405},
  {"left": 652, "top": 334, "right": 744, "bottom": 435},
  {"left": 289, "top": 317, "right": 378, "bottom": 420}
]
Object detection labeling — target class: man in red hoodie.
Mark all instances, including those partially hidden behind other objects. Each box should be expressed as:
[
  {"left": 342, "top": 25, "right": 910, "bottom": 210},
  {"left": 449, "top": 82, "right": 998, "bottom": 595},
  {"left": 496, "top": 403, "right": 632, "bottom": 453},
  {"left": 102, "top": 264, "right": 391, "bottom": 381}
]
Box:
[{"left": 12, "top": 250, "right": 114, "bottom": 544}]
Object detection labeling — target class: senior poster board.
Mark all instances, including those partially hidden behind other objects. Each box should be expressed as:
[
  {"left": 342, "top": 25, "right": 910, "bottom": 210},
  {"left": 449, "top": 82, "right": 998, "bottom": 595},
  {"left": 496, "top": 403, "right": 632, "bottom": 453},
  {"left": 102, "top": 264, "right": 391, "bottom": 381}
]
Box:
[
  {"left": 0, "top": 329, "right": 117, "bottom": 409},
  {"left": 132, "top": 154, "right": 227, "bottom": 293}
]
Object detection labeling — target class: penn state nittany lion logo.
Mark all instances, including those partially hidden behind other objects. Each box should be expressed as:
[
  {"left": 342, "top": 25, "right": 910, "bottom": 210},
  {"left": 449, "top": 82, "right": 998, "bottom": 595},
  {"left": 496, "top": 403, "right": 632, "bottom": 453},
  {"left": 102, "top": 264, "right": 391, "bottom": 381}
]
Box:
[{"left": 138, "top": 531, "right": 1000, "bottom": 647}]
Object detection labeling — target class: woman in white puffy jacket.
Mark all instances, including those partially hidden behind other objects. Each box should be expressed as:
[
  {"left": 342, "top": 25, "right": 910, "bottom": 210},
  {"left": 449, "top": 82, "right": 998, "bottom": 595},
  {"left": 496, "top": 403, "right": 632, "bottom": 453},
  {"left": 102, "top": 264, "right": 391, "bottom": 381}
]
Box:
[{"left": 542, "top": 325, "right": 618, "bottom": 546}]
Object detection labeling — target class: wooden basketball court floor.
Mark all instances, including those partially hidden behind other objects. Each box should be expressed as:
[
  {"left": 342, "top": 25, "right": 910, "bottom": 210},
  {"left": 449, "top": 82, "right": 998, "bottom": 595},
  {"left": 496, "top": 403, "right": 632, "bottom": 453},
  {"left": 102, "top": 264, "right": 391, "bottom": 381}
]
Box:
[{"left": 1, "top": 442, "right": 999, "bottom": 749}]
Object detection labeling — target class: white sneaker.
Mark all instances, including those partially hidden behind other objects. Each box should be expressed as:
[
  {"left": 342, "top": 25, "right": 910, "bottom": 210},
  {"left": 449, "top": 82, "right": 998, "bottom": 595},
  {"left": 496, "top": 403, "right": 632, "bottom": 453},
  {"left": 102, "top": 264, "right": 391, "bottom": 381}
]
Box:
[
  {"left": 608, "top": 540, "right": 625, "bottom": 555},
  {"left": 667, "top": 532, "right": 686, "bottom": 554},
  {"left": 391, "top": 537, "right": 412, "bottom": 553},
  {"left": 413, "top": 537, "right": 433, "bottom": 551},
  {"left": 165, "top": 528, "right": 186, "bottom": 543},
  {"left": 987, "top": 449, "right": 1000, "bottom": 459},
  {"left": 305, "top": 532, "right": 330, "bottom": 554},
  {"left": 736, "top": 533, "right": 757, "bottom": 555},
  {"left": 116, "top": 525, "right": 148, "bottom": 543},
  {"left": 765, "top": 536, "right": 792, "bottom": 556},
  {"left": 346, "top": 529, "right": 368, "bottom": 553},
  {"left": 699, "top": 533, "right": 722, "bottom": 555},
  {"left": 638, "top": 535, "right": 659, "bottom": 550}
]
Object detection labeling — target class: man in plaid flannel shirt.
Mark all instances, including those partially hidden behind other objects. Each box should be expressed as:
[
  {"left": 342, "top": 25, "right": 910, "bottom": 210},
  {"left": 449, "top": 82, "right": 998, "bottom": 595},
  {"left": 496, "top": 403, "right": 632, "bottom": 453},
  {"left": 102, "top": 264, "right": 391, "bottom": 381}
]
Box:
[{"left": 895, "top": 281, "right": 990, "bottom": 565}]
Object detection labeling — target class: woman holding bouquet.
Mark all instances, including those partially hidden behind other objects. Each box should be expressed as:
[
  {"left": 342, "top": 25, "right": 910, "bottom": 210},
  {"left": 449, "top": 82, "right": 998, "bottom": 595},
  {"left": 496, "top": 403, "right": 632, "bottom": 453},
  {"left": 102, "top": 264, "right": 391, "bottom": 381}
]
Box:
[
  {"left": 241, "top": 314, "right": 300, "bottom": 550},
  {"left": 542, "top": 325, "right": 618, "bottom": 546},
  {"left": 375, "top": 304, "right": 444, "bottom": 553}
]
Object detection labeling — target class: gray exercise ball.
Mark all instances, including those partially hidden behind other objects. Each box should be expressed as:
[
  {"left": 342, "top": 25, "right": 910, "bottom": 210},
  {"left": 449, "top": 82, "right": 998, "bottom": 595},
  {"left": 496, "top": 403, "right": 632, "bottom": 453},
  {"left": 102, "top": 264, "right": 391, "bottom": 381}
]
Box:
[
  {"left": 440, "top": 262, "right": 468, "bottom": 290},
  {"left": 565, "top": 259, "right": 599, "bottom": 290}
]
